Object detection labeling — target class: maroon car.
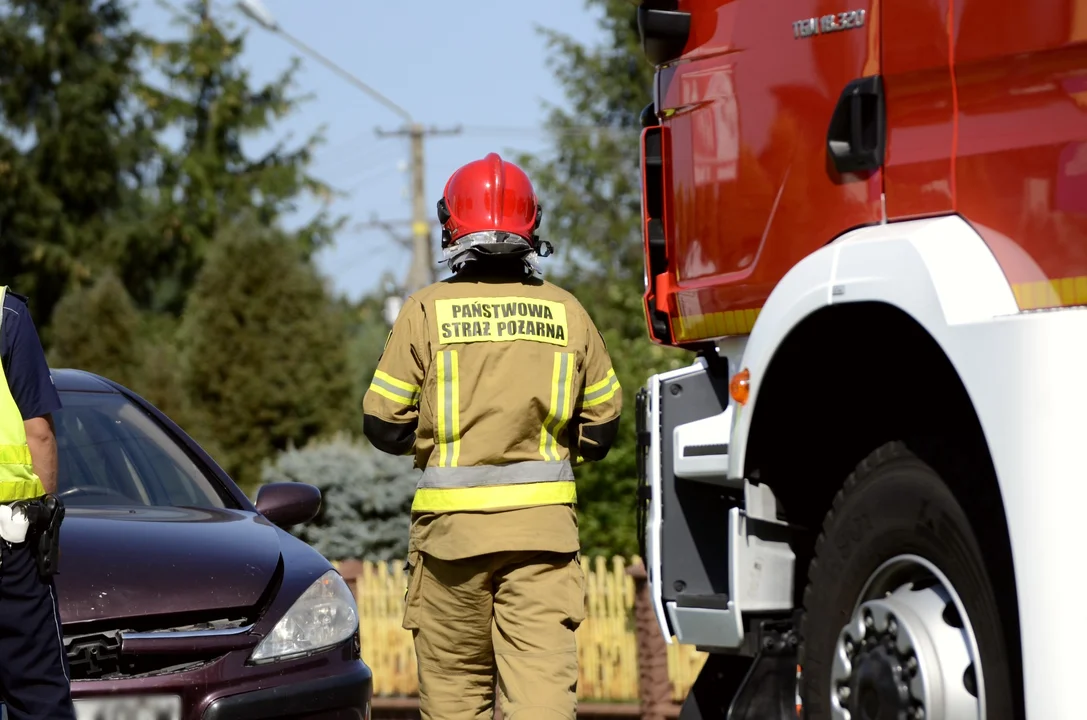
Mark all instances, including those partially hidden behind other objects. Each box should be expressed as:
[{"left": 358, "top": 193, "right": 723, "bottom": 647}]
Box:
[{"left": 43, "top": 369, "right": 372, "bottom": 720}]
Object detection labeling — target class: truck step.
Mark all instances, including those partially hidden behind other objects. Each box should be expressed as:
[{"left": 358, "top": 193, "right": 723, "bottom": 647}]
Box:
[
  {"left": 673, "top": 407, "right": 733, "bottom": 482},
  {"left": 676, "top": 593, "right": 731, "bottom": 610}
]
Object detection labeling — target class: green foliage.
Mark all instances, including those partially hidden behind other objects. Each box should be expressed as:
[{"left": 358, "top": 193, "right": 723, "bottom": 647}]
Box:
[
  {"left": 131, "top": 313, "right": 191, "bottom": 427},
  {"left": 346, "top": 291, "right": 393, "bottom": 421},
  {"left": 0, "top": 0, "right": 151, "bottom": 328},
  {"left": 48, "top": 272, "right": 144, "bottom": 390},
  {"left": 261, "top": 433, "right": 418, "bottom": 562},
  {"left": 49, "top": 272, "right": 193, "bottom": 427},
  {"left": 523, "top": 0, "right": 691, "bottom": 556},
  {"left": 179, "top": 217, "right": 353, "bottom": 494},
  {"left": 111, "top": 0, "right": 342, "bottom": 316}
]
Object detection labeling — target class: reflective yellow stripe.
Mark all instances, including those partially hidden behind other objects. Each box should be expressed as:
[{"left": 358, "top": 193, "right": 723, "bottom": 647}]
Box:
[
  {"left": 369, "top": 384, "right": 415, "bottom": 406},
  {"left": 450, "top": 353, "right": 461, "bottom": 467},
  {"left": 582, "top": 386, "right": 619, "bottom": 408},
  {"left": 539, "top": 353, "right": 574, "bottom": 462},
  {"left": 585, "top": 369, "right": 616, "bottom": 395},
  {"left": 368, "top": 370, "right": 420, "bottom": 406},
  {"left": 374, "top": 370, "right": 418, "bottom": 394},
  {"left": 412, "top": 481, "right": 577, "bottom": 512},
  {"left": 435, "top": 351, "right": 461, "bottom": 468},
  {"left": 0, "top": 444, "right": 32, "bottom": 466},
  {"left": 582, "top": 371, "right": 621, "bottom": 409},
  {"left": 539, "top": 354, "right": 560, "bottom": 461}
]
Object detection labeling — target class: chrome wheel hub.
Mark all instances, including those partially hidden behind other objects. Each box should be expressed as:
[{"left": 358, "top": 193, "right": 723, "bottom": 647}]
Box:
[{"left": 830, "top": 555, "right": 984, "bottom": 720}]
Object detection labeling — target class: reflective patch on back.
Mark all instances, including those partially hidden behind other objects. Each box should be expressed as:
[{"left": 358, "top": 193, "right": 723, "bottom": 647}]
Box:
[
  {"left": 539, "top": 352, "right": 575, "bottom": 461},
  {"left": 434, "top": 350, "right": 461, "bottom": 468},
  {"left": 433, "top": 296, "right": 569, "bottom": 347}
]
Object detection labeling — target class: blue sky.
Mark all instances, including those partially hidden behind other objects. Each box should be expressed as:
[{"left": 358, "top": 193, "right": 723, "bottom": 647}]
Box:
[{"left": 129, "top": 0, "right": 606, "bottom": 302}]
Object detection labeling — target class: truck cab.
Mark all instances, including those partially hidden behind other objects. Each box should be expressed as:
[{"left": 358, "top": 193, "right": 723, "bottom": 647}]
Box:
[{"left": 634, "top": 1, "right": 1087, "bottom": 718}]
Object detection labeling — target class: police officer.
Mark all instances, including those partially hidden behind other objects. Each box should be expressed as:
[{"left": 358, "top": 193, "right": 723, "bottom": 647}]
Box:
[
  {"left": 363, "top": 153, "right": 622, "bottom": 720},
  {"left": 0, "top": 286, "right": 76, "bottom": 720}
]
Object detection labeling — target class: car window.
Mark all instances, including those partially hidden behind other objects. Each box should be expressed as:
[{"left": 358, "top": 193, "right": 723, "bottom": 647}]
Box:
[{"left": 54, "top": 391, "right": 228, "bottom": 509}]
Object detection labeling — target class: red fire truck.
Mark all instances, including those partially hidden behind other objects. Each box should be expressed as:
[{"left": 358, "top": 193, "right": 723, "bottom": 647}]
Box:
[{"left": 633, "top": 1, "right": 1087, "bottom": 718}]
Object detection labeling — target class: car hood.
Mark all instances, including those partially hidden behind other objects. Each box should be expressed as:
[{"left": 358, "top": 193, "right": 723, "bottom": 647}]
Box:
[{"left": 55, "top": 506, "right": 281, "bottom": 626}]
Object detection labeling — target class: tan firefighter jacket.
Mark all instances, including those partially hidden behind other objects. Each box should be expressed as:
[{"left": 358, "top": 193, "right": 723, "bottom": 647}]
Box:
[{"left": 362, "top": 273, "right": 622, "bottom": 514}]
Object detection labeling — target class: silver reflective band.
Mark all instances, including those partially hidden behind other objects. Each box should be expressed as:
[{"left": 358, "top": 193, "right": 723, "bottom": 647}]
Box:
[
  {"left": 370, "top": 375, "right": 418, "bottom": 404},
  {"left": 419, "top": 460, "right": 574, "bottom": 489},
  {"left": 541, "top": 353, "right": 573, "bottom": 462},
  {"left": 583, "top": 373, "right": 620, "bottom": 405}
]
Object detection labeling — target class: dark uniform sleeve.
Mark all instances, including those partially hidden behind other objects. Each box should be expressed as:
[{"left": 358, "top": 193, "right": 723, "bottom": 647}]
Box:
[
  {"left": 573, "top": 316, "right": 622, "bottom": 462},
  {"left": 1, "top": 293, "right": 62, "bottom": 420},
  {"left": 363, "top": 296, "right": 426, "bottom": 456}
]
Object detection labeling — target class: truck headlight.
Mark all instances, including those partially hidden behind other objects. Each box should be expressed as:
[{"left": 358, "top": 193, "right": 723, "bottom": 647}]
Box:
[{"left": 250, "top": 570, "right": 358, "bottom": 663}]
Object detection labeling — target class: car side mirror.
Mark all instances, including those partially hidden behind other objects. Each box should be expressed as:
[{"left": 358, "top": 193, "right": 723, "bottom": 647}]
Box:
[{"left": 255, "top": 482, "right": 322, "bottom": 529}]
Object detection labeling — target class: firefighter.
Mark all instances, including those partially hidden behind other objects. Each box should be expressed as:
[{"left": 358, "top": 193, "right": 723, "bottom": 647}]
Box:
[
  {"left": 0, "top": 286, "right": 75, "bottom": 720},
  {"left": 363, "top": 153, "right": 622, "bottom": 720}
]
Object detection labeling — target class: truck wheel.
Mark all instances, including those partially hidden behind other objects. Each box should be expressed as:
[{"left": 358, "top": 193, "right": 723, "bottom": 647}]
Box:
[{"left": 798, "top": 441, "right": 1014, "bottom": 720}]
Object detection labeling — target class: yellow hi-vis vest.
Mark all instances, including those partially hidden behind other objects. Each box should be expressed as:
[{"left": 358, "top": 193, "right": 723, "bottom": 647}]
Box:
[{"left": 0, "top": 286, "right": 47, "bottom": 503}]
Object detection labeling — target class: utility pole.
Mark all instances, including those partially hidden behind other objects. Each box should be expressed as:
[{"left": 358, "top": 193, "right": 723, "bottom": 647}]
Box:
[
  {"left": 376, "top": 124, "right": 462, "bottom": 292},
  {"left": 235, "top": 0, "right": 461, "bottom": 299}
]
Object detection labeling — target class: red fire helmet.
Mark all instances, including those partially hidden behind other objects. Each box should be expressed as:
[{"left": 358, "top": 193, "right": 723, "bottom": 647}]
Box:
[{"left": 436, "top": 153, "right": 542, "bottom": 249}]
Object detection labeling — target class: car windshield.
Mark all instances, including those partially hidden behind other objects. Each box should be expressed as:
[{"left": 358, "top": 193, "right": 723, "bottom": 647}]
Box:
[{"left": 54, "top": 391, "right": 228, "bottom": 509}]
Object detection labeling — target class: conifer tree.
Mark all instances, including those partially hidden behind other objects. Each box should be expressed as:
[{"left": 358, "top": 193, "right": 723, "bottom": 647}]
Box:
[
  {"left": 48, "top": 271, "right": 143, "bottom": 390},
  {"left": 262, "top": 434, "right": 418, "bottom": 562},
  {"left": 128, "top": 0, "right": 341, "bottom": 315},
  {"left": 179, "top": 217, "right": 353, "bottom": 493},
  {"left": 0, "top": 0, "right": 150, "bottom": 329}
]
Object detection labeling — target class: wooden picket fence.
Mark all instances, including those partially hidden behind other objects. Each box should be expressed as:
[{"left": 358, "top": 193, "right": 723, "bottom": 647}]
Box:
[{"left": 335, "top": 555, "right": 706, "bottom": 703}]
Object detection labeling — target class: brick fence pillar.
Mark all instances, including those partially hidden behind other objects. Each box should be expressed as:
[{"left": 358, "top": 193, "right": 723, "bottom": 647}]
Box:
[
  {"left": 336, "top": 558, "right": 363, "bottom": 600},
  {"left": 627, "top": 563, "right": 672, "bottom": 720}
]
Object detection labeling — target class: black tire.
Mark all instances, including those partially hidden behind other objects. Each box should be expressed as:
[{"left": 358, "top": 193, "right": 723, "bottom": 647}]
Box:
[{"left": 798, "top": 441, "right": 1016, "bottom": 720}]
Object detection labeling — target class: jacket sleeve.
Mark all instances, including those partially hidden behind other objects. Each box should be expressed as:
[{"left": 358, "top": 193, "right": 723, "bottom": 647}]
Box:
[
  {"left": 363, "top": 297, "right": 425, "bottom": 456},
  {"left": 573, "top": 318, "right": 623, "bottom": 462}
]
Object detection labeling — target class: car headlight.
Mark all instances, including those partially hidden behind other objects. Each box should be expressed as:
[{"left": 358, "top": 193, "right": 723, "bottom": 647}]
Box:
[{"left": 250, "top": 570, "right": 358, "bottom": 663}]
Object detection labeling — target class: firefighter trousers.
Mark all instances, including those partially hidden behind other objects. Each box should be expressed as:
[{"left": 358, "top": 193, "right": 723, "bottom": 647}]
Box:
[{"left": 403, "top": 550, "right": 586, "bottom": 720}]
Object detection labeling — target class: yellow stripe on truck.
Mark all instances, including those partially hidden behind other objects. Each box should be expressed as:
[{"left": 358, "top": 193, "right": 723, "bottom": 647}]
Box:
[
  {"left": 1013, "top": 276, "right": 1087, "bottom": 311},
  {"left": 673, "top": 275, "right": 1087, "bottom": 343},
  {"left": 674, "top": 307, "right": 763, "bottom": 343}
]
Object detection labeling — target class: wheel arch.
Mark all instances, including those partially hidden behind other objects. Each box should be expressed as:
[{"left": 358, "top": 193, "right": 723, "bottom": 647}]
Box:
[
  {"left": 724, "top": 214, "right": 1025, "bottom": 714},
  {"left": 742, "top": 300, "right": 1024, "bottom": 716}
]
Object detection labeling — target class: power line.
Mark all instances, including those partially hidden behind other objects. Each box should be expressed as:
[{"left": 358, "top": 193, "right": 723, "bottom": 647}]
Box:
[
  {"left": 320, "top": 145, "right": 403, "bottom": 181},
  {"left": 459, "top": 125, "right": 639, "bottom": 138},
  {"left": 341, "top": 164, "right": 402, "bottom": 195},
  {"left": 317, "top": 129, "right": 390, "bottom": 162},
  {"left": 234, "top": 0, "right": 448, "bottom": 297},
  {"left": 373, "top": 124, "right": 463, "bottom": 292}
]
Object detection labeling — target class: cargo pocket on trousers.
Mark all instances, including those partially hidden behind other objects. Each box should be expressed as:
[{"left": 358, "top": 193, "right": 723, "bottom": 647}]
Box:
[
  {"left": 567, "top": 552, "right": 587, "bottom": 629},
  {"left": 402, "top": 550, "right": 424, "bottom": 631}
]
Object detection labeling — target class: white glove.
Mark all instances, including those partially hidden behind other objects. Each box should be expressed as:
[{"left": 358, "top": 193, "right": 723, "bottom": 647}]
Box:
[{"left": 0, "top": 504, "right": 30, "bottom": 544}]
